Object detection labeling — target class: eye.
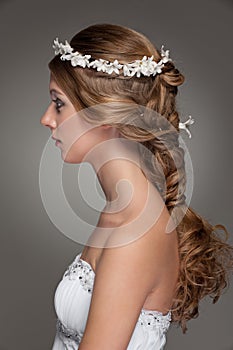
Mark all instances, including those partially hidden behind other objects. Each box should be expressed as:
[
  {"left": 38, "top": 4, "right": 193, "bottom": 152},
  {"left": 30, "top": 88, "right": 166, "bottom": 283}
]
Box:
[{"left": 52, "top": 98, "right": 64, "bottom": 112}]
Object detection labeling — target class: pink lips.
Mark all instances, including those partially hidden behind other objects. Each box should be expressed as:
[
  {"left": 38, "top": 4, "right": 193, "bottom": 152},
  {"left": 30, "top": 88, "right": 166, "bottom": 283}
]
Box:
[
  {"left": 55, "top": 140, "right": 62, "bottom": 147},
  {"left": 52, "top": 136, "right": 62, "bottom": 146}
]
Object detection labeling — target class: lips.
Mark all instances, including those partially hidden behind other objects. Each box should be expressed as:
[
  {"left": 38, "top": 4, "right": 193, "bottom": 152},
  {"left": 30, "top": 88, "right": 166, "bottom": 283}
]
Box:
[{"left": 52, "top": 136, "right": 62, "bottom": 143}]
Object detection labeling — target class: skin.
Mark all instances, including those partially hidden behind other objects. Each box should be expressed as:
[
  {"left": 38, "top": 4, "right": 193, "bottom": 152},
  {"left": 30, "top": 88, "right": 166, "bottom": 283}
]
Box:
[
  {"left": 41, "top": 74, "right": 146, "bottom": 202},
  {"left": 41, "top": 73, "right": 180, "bottom": 350},
  {"left": 40, "top": 74, "right": 162, "bottom": 225}
]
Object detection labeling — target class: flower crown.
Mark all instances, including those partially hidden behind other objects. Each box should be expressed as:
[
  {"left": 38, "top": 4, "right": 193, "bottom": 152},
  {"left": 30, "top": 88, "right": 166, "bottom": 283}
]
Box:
[
  {"left": 52, "top": 37, "right": 195, "bottom": 137},
  {"left": 52, "top": 37, "right": 172, "bottom": 78}
]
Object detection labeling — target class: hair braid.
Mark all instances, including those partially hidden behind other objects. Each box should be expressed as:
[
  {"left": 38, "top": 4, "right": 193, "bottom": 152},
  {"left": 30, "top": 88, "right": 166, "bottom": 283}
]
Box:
[
  {"left": 143, "top": 66, "right": 233, "bottom": 332},
  {"left": 48, "top": 23, "right": 233, "bottom": 333}
]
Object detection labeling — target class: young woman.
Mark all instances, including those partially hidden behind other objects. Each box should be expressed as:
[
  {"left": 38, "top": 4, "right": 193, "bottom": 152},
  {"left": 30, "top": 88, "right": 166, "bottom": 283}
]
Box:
[{"left": 40, "top": 23, "right": 233, "bottom": 350}]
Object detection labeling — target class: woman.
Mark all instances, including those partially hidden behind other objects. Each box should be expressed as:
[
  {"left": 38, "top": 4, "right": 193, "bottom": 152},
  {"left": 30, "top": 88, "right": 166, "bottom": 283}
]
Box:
[{"left": 40, "top": 23, "right": 233, "bottom": 350}]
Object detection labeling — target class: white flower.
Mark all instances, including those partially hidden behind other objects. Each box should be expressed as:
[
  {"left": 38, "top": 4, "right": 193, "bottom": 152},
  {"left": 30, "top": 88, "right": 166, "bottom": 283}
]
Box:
[
  {"left": 160, "top": 45, "right": 172, "bottom": 63},
  {"left": 123, "top": 64, "right": 133, "bottom": 76},
  {"left": 52, "top": 38, "right": 174, "bottom": 79},
  {"left": 179, "top": 115, "right": 195, "bottom": 138},
  {"left": 53, "top": 38, "right": 63, "bottom": 55},
  {"left": 123, "top": 55, "right": 166, "bottom": 77},
  {"left": 139, "top": 56, "right": 151, "bottom": 76},
  {"left": 60, "top": 53, "right": 72, "bottom": 61},
  {"left": 152, "top": 61, "right": 164, "bottom": 76},
  {"left": 62, "top": 40, "right": 74, "bottom": 54},
  {"left": 128, "top": 59, "right": 143, "bottom": 77},
  {"left": 53, "top": 38, "right": 73, "bottom": 55},
  {"left": 105, "top": 60, "right": 123, "bottom": 74},
  {"left": 146, "top": 57, "right": 158, "bottom": 72},
  {"left": 122, "top": 61, "right": 138, "bottom": 76},
  {"left": 143, "top": 56, "right": 156, "bottom": 75},
  {"left": 161, "top": 45, "right": 169, "bottom": 59},
  {"left": 89, "top": 58, "right": 109, "bottom": 73},
  {"left": 70, "top": 52, "right": 91, "bottom": 67}
]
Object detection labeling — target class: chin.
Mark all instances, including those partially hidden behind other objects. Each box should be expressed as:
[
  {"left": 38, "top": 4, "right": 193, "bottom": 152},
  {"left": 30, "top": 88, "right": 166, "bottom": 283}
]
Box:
[
  {"left": 61, "top": 151, "right": 84, "bottom": 164},
  {"left": 64, "top": 159, "right": 83, "bottom": 164}
]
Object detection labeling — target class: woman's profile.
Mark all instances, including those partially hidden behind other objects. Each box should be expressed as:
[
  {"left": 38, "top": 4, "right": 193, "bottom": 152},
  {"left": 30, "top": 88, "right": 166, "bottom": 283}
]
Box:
[{"left": 40, "top": 23, "right": 233, "bottom": 350}]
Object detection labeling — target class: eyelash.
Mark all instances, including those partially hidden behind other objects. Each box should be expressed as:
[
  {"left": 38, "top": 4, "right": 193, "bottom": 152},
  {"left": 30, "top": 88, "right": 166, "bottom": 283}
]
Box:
[{"left": 52, "top": 98, "right": 64, "bottom": 112}]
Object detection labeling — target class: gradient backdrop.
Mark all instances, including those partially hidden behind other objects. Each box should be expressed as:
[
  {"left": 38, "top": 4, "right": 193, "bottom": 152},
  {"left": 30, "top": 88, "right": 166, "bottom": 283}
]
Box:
[{"left": 1, "top": 0, "right": 233, "bottom": 349}]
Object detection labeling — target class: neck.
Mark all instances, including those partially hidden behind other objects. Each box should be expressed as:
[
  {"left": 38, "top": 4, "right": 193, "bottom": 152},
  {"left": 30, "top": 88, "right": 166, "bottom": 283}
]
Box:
[{"left": 88, "top": 137, "right": 149, "bottom": 215}]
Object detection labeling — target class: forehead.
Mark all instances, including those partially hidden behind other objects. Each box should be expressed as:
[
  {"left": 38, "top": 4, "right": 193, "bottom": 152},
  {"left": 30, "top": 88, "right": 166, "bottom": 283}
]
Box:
[{"left": 49, "top": 76, "right": 65, "bottom": 97}]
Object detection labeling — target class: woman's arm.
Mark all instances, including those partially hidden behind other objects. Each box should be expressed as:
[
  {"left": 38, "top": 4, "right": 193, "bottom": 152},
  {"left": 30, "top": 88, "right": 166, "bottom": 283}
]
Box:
[{"left": 78, "top": 206, "right": 173, "bottom": 350}]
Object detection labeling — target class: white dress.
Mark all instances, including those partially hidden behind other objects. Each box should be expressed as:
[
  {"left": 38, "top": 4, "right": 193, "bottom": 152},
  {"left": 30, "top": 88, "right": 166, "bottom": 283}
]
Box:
[{"left": 52, "top": 252, "right": 172, "bottom": 350}]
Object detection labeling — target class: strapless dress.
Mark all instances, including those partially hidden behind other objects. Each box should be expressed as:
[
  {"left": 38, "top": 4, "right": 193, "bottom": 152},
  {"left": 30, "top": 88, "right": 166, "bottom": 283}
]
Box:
[{"left": 51, "top": 252, "right": 172, "bottom": 349}]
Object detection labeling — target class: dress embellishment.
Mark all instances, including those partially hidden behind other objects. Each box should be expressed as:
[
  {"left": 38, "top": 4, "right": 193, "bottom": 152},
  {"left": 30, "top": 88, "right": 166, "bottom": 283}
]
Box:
[
  {"left": 56, "top": 310, "right": 171, "bottom": 344},
  {"left": 56, "top": 318, "right": 82, "bottom": 344},
  {"left": 139, "top": 309, "right": 172, "bottom": 332},
  {"left": 55, "top": 252, "right": 172, "bottom": 348},
  {"left": 63, "top": 253, "right": 95, "bottom": 293},
  {"left": 62, "top": 253, "right": 172, "bottom": 333}
]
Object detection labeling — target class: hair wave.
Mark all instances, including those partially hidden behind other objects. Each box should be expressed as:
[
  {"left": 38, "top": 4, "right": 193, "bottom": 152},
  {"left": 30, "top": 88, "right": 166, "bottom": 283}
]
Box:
[{"left": 48, "top": 23, "right": 233, "bottom": 333}]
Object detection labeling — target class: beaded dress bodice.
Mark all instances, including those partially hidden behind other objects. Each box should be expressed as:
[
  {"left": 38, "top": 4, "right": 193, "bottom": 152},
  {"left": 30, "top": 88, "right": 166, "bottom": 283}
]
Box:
[{"left": 52, "top": 252, "right": 172, "bottom": 350}]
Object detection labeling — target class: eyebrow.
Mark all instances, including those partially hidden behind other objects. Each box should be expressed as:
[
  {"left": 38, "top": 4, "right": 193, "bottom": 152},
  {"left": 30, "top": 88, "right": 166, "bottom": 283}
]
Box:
[{"left": 49, "top": 88, "right": 64, "bottom": 96}]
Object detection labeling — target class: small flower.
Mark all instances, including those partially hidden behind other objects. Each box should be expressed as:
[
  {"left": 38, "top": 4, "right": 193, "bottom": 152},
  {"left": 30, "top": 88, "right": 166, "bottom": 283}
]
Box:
[
  {"left": 179, "top": 115, "right": 195, "bottom": 138},
  {"left": 105, "top": 60, "right": 123, "bottom": 74},
  {"left": 52, "top": 38, "right": 62, "bottom": 55},
  {"left": 123, "top": 64, "right": 132, "bottom": 76},
  {"left": 62, "top": 40, "right": 74, "bottom": 54},
  {"left": 152, "top": 61, "right": 164, "bottom": 76},
  {"left": 124, "top": 55, "right": 166, "bottom": 77},
  {"left": 60, "top": 53, "right": 72, "bottom": 61},
  {"left": 52, "top": 38, "right": 174, "bottom": 79},
  {"left": 128, "top": 59, "right": 143, "bottom": 77},
  {"left": 143, "top": 56, "right": 157, "bottom": 75},
  {"left": 140, "top": 56, "right": 151, "bottom": 76},
  {"left": 70, "top": 52, "right": 91, "bottom": 68},
  {"left": 53, "top": 38, "right": 73, "bottom": 55},
  {"left": 160, "top": 44, "right": 171, "bottom": 63},
  {"left": 89, "top": 58, "right": 109, "bottom": 73}
]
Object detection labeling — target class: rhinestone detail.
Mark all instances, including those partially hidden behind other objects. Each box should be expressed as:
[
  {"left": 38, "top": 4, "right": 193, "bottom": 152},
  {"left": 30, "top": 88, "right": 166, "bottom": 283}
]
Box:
[
  {"left": 138, "top": 309, "right": 171, "bottom": 332},
  {"left": 62, "top": 253, "right": 172, "bottom": 333},
  {"left": 56, "top": 318, "right": 82, "bottom": 344},
  {"left": 56, "top": 309, "right": 171, "bottom": 343},
  {"left": 63, "top": 253, "right": 94, "bottom": 293}
]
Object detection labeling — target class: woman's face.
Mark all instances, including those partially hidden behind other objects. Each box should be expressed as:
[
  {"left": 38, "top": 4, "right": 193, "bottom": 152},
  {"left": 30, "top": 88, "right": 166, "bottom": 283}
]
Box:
[{"left": 40, "top": 74, "right": 120, "bottom": 163}]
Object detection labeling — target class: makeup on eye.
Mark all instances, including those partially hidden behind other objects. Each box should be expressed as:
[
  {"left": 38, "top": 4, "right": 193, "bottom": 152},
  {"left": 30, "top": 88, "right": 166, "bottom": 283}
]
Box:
[{"left": 52, "top": 97, "right": 64, "bottom": 112}]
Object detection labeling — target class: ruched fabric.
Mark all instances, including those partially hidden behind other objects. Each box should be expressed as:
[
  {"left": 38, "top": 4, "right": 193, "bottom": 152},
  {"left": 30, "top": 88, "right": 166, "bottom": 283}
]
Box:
[{"left": 52, "top": 252, "right": 171, "bottom": 350}]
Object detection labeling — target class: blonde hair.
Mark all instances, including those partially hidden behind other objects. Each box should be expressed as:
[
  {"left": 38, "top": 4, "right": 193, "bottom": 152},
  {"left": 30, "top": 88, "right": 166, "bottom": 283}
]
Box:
[{"left": 48, "top": 23, "right": 233, "bottom": 333}]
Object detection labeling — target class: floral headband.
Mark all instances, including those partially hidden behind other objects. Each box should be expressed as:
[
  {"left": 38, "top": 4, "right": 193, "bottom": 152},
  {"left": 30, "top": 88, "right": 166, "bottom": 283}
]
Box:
[
  {"left": 52, "top": 37, "right": 173, "bottom": 78},
  {"left": 52, "top": 37, "right": 195, "bottom": 137}
]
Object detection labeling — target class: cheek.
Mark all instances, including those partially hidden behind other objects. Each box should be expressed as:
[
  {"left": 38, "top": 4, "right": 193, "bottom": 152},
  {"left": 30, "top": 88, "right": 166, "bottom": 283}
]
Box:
[
  {"left": 58, "top": 113, "right": 93, "bottom": 145},
  {"left": 62, "top": 132, "right": 99, "bottom": 163},
  {"left": 57, "top": 116, "right": 105, "bottom": 163}
]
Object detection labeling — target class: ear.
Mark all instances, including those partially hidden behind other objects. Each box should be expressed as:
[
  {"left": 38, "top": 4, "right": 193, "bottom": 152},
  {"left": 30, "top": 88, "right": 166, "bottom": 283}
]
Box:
[
  {"left": 101, "top": 124, "right": 112, "bottom": 130},
  {"left": 101, "top": 125, "right": 122, "bottom": 138}
]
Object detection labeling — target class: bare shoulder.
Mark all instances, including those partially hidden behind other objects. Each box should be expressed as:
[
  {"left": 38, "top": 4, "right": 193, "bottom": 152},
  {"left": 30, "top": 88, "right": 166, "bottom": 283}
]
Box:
[
  {"left": 96, "top": 181, "right": 178, "bottom": 281},
  {"left": 85, "top": 178, "right": 179, "bottom": 280},
  {"left": 79, "top": 185, "right": 178, "bottom": 348},
  {"left": 103, "top": 179, "right": 177, "bottom": 249}
]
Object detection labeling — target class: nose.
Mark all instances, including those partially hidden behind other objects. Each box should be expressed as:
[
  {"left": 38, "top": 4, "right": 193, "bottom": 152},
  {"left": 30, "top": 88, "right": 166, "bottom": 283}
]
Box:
[{"left": 40, "top": 105, "right": 57, "bottom": 129}]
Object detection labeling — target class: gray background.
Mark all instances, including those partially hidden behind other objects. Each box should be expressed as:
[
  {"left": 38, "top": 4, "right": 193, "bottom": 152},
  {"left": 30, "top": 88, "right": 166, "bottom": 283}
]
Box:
[{"left": 1, "top": 0, "right": 233, "bottom": 349}]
